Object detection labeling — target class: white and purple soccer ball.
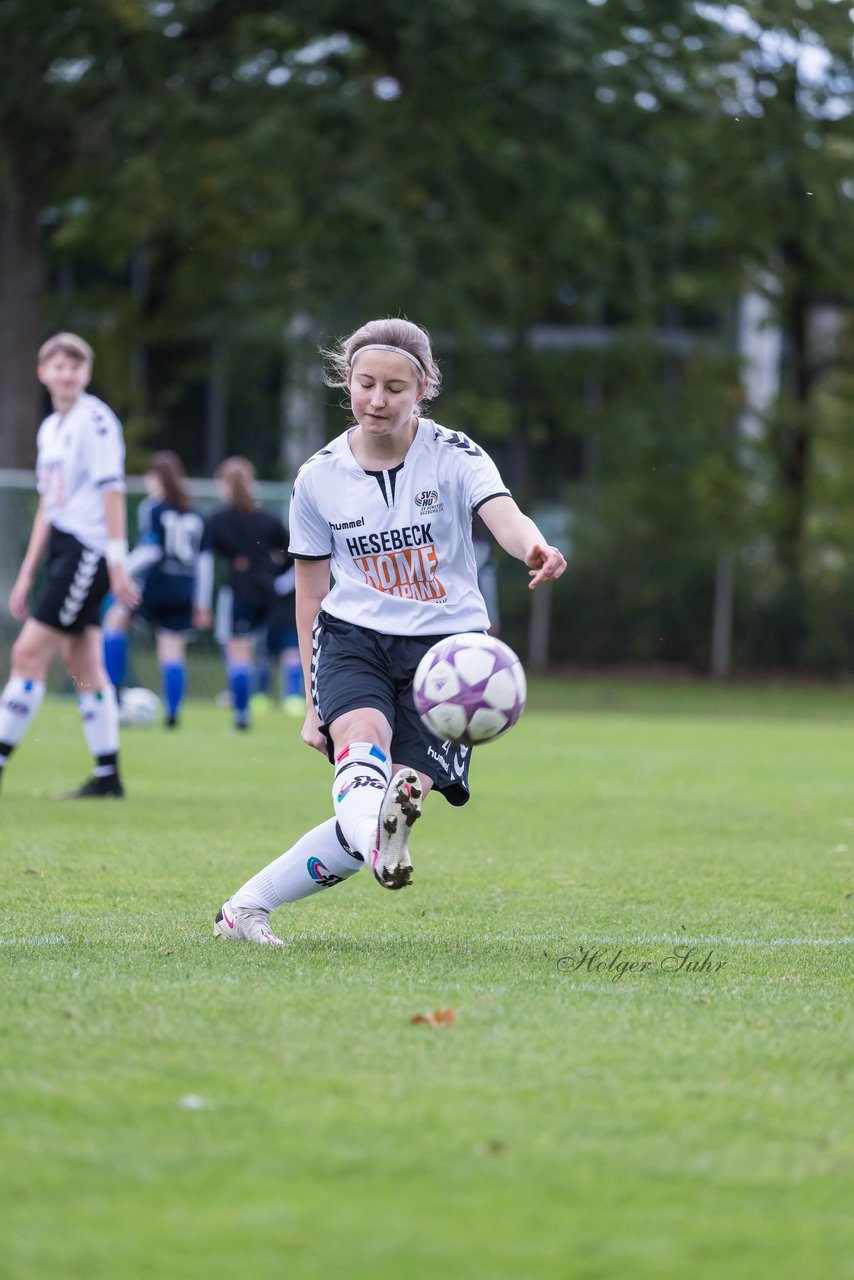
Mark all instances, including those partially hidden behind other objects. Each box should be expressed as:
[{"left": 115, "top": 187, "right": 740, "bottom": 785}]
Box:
[{"left": 412, "top": 633, "right": 527, "bottom": 747}]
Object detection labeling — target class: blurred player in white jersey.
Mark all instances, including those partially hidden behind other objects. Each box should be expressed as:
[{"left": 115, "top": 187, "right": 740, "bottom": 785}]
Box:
[
  {"left": 0, "top": 333, "right": 138, "bottom": 798},
  {"left": 214, "top": 317, "right": 566, "bottom": 945}
]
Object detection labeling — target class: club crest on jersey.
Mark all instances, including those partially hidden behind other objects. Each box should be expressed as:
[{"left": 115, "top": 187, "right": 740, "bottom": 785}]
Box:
[
  {"left": 414, "top": 489, "right": 444, "bottom": 515},
  {"left": 307, "top": 856, "right": 343, "bottom": 889}
]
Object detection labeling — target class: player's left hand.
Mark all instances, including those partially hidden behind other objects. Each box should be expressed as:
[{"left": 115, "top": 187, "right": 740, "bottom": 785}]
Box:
[
  {"left": 109, "top": 564, "right": 141, "bottom": 611},
  {"left": 525, "top": 543, "right": 567, "bottom": 589}
]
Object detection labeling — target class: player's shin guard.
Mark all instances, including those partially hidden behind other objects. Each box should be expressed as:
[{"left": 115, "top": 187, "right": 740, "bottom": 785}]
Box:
[
  {"left": 332, "top": 742, "right": 391, "bottom": 859},
  {"left": 78, "top": 685, "right": 120, "bottom": 777},
  {"left": 0, "top": 677, "right": 46, "bottom": 772},
  {"left": 230, "top": 818, "right": 364, "bottom": 910}
]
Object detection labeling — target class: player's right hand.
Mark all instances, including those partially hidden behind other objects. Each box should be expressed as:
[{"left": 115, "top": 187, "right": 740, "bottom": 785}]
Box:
[
  {"left": 9, "top": 574, "right": 32, "bottom": 622},
  {"left": 300, "top": 705, "right": 326, "bottom": 754},
  {"left": 108, "top": 564, "right": 141, "bottom": 611}
]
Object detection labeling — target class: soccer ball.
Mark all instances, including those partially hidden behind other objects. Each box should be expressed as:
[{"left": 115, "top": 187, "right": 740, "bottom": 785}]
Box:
[
  {"left": 412, "top": 633, "right": 527, "bottom": 747},
  {"left": 119, "top": 686, "right": 161, "bottom": 727}
]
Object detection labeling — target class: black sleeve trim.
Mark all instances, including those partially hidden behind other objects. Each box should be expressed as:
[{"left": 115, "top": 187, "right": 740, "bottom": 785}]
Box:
[
  {"left": 96, "top": 476, "right": 124, "bottom": 488},
  {"left": 291, "top": 552, "right": 332, "bottom": 561},
  {"left": 472, "top": 490, "right": 512, "bottom": 512}
]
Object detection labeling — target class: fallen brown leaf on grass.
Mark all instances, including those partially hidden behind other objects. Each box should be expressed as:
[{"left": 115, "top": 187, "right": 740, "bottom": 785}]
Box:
[
  {"left": 410, "top": 1008, "right": 456, "bottom": 1027},
  {"left": 23, "top": 868, "right": 43, "bottom": 877}
]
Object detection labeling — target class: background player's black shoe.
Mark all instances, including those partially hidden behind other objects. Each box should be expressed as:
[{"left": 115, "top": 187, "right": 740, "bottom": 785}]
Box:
[{"left": 63, "top": 774, "right": 125, "bottom": 799}]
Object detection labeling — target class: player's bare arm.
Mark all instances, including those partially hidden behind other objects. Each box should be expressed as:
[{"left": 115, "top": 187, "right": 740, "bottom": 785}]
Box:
[
  {"left": 477, "top": 495, "right": 567, "bottom": 589},
  {"left": 295, "top": 558, "right": 331, "bottom": 753},
  {"left": 9, "top": 507, "right": 51, "bottom": 621},
  {"left": 103, "top": 488, "right": 140, "bottom": 611}
]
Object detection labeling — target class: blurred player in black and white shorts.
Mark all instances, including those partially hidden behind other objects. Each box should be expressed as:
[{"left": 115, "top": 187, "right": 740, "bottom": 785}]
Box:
[{"left": 0, "top": 333, "right": 138, "bottom": 798}]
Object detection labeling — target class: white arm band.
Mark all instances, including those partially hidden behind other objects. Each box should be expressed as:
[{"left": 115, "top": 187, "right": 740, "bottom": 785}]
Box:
[
  {"left": 194, "top": 550, "right": 215, "bottom": 610},
  {"left": 106, "top": 538, "right": 129, "bottom": 566}
]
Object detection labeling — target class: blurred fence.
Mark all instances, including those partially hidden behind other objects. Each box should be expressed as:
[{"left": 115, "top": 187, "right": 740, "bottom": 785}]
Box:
[
  {"left": 0, "top": 472, "right": 572, "bottom": 693},
  {"left": 0, "top": 470, "right": 291, "bottom": 699}
]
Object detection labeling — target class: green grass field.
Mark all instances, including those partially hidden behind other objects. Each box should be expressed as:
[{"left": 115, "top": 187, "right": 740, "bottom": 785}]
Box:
[{"left": 2, "top": 680, "right": 852, "bottom": 1280}]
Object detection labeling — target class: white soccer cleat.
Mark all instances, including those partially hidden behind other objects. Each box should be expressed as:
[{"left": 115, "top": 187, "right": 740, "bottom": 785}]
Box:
[
  {"left": 213, "top": 900, "right": 285, "bottom": 946},
  {"left": 370, "top": 768, "right": 422, "bottom": 890}
]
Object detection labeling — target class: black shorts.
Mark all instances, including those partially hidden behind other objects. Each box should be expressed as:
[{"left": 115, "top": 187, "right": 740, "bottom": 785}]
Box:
[
  {"left": 137, "top": 599, "right": 194, "bottom": 633},
  {"left": 267, "top": 621, "right": 298, "bottom": 656},
  {"left": 311, "top": 611, "right": 473, "bottom": 807},
  {"left": 222, "top": 596, "right": 272, "bottom": 640},
  {"left": 137, "top": 573, "right": 194, "bottom": 634},
  {"left": 31, "top": 528, "right": 110, "bottom": 635}
]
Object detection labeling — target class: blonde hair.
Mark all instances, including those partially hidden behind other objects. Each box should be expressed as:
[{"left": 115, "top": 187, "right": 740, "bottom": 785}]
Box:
[
  {"left": 38, "top": 332, "right": 94, "bottom": 366},
  {"left": 216, "top": 456, "right": 257, "bottom": 512},
  {"left": 322, "top": 318, "right": 441, "bottom": 405}
]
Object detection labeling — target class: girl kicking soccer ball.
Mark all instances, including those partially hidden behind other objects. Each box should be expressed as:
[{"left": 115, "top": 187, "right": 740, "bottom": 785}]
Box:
[{"left": 215, "top": 317, "right": 565, "bottom": 944}]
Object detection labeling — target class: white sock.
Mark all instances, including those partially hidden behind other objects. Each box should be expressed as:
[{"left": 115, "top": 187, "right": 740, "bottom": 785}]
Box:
[
  {"left": 78, "top": 685, "right": 120, "bottom": 775},
  {"left": 331, "top": 741, "right": 391, "bottom": 858},
  {"left": 230, "top": 818, "right": 364, "bottom": 910},
  {"left": 0, "top": 677, "right": 46, "bottom": 765}
]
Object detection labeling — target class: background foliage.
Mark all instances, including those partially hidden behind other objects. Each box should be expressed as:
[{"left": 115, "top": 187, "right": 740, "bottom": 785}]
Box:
[{"left": 1, "top": 0, "right": 853, "bottom": 671}]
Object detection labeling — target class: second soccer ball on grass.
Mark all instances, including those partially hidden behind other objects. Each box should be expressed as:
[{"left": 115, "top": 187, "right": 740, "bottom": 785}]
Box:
[
  {"left": 412, "top": 633, "right": 527, "bottom": 747},
  {"left": 118, "top": 686, "right": 162, "bottom": 727}
]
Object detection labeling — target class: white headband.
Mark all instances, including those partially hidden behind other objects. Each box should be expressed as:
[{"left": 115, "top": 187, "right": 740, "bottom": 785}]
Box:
[{"left": 349, "top": 343, "right": 427, "bottom": 380}]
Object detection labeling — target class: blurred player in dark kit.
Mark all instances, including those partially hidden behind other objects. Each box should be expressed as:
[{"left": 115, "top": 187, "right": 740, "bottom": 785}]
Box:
[
  {"left": 207, "top": 456, "right": 291, "bottom": 731},
  {"left": 103, "top": 450, "right": 212, "bottom": 727}
]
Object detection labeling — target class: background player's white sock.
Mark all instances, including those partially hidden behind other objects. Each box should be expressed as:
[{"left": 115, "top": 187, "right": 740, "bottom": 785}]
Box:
[
  {"left": 331, "top": 742, "right": 391, "bottom": 858},
  {"left": 0, "top": 677, "right": 46, "bottom": 769},
  {"left": 78, "top": 686, "right": 120, "bottom": 776},
  {"left": 230, "top": 819, "right": 364, "bottom": 910}
]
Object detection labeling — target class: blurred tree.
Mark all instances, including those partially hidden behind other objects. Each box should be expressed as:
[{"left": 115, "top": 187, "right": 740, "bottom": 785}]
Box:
[{"left": 2, "top": 0, "right": 853, "bottom": 673}]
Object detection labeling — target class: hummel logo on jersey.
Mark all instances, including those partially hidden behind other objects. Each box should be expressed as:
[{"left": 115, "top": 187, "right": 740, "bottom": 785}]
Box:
[
  {"left": 435, "top": 427, "right": 482, "bottom": 457},
  {"left": 329, "top": 516, "right": 365, "bottom": 531}
]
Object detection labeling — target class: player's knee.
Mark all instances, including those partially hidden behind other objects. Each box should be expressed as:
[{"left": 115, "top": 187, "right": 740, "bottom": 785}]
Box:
[
  {"left": 103, "top": 604, "right": 128, "bottom": 630},
  {"left": 329, "top": 709, "right": 391, "bottom": 756},
  {"left": 11, "top": 627, "right": 52, "bottom": 680}
]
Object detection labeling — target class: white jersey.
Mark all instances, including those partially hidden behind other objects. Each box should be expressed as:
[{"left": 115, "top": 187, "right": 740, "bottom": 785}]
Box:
[
  {"left": 289, "top": 418, "right": 511, "bottom": 636},
  {"left": 36, "top": 393, "right": 127, "bottom": 554}
]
